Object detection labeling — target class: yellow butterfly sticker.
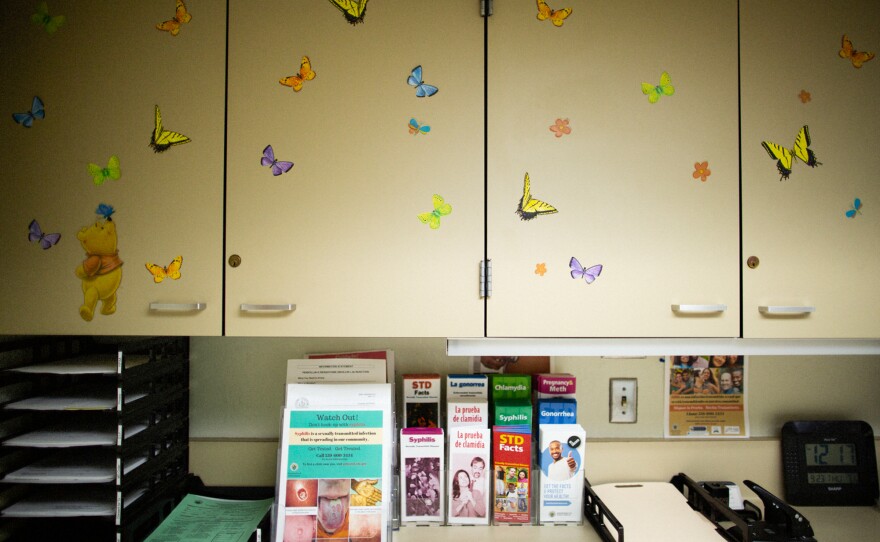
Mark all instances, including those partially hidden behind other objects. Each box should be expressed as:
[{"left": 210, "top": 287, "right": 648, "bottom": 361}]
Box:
[
  {"left": 327, "top": 0, "right": 369, "bottom": 25},
  {"left": 156, "top": 0, "right": 191, "bottom": 36},
  {"left": 536, "top": 0, "right": 571, "bottom": 27},
  {"left": 418, "top": 195, "right": 452, "bottom": 229},
  {"left": 145, "top": 256, "right": 182, "bottom": 283},
  {"left": 150, "top": 105, "right": 191, "bottom": 152},
  {"left": 516, "top": 172, "right": 558, "bottom": 221},
  {"left": 280, "top": 56, "right": 316, "bottom": 92},
  {"left": 761, "top": 125, "right": 821, "bottom": 181},
  {"left": 839, "top": 34, "right": 875, "bottom": 69}
]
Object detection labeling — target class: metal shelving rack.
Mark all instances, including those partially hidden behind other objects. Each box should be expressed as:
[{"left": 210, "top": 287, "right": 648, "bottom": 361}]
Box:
[{"left": 0, "top": 336, "right": 189, "bottom": 541}]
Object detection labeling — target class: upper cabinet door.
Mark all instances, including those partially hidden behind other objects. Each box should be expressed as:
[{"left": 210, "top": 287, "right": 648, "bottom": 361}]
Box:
[
  {"left": 0, "top": 2, "right": 225, "bottom": 335},
  {"left": 225, "top": 0, "right": 484, "bottom": 336},
  {"left": 486, "top": 1, "right": 740, "bottom": 337},
  {"left": 741, "top": 0, "right": 880, "bottom": 338}
]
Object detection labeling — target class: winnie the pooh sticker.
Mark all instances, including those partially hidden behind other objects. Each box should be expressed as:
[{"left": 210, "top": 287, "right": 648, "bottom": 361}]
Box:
[{"left": 75, "top": 203, "right": 123, "bottom": 321}]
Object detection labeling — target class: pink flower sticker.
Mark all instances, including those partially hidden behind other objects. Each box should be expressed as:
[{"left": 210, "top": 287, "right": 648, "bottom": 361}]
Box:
[{"left": 549, "top": 118, "right": 571, "bottom": 138}]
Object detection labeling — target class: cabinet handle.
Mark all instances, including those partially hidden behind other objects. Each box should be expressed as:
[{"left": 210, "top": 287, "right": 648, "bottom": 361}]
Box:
[
  {"left": 672, "top": 304, "right": 727, "bottom": 314},
  {"left": 149, "top": 303, "right": 207, "bottom": 312},
  {"left": 758, "top": 305, "right": 815, "bottom": 315},
  {"left": 240, "top": 304, "right": 296, "bottom": 313}
]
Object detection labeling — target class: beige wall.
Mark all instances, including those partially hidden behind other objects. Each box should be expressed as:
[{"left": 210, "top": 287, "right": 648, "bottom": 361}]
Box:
[{"left": 189, "top": 336, "right": 880, "bottom": 492}]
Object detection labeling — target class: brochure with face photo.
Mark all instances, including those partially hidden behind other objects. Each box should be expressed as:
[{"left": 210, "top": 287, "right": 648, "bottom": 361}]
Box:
[
  {"left": 447, "top": 427, "right": 490, "bottom": 525},
  {"left": 538, "top": 424, "right": 585, "bottom": 524}
]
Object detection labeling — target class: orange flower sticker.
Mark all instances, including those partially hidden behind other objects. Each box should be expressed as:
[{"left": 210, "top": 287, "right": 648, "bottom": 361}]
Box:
[
  {"left": 798, "top": 89, "right": 811, "bottom": 103},
  {"left": 549, "top": 118, "right": 571, "bottom": 138},
  {"left": 693, "top": 161, "right": 711, "bottom": 182},
  {"left": 535, "top": 263, "right": 547, "bottom": 276}
]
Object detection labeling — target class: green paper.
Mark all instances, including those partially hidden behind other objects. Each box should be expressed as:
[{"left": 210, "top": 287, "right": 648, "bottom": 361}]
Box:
[{"left": 144, "top": 493, "right": 272, "bottom": 542}]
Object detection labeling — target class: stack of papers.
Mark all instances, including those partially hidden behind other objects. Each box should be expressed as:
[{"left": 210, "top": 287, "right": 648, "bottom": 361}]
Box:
[
  {"left": 2, "top": 449, "right": 148, "bottom": 484},
  {"left": 9, "top": 355, "right": 149, "bottom": 375},
  {"left": 590, "top": 482, "right": 724, "bottom": 541},
  {"left": 3, "top": 414, "right": 148, "bottom": 447},
  {"left": 2, "top": 485, "right": 147, "bottom": 517}
]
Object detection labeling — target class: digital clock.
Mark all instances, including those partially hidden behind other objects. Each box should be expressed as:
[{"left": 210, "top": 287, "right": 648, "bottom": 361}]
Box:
[{"left": 782, "top": 420, "right": 878, "bottom": 506}]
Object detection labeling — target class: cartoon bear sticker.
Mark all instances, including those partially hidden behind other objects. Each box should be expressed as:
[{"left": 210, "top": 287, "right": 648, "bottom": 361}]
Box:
[{"left": 75, "top": 204, "right": 123, "bottom": 321}]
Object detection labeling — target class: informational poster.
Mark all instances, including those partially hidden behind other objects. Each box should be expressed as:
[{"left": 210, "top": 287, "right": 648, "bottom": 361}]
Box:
[
  {"left": 276, "top": 384, "right": 392, "bottom": 542},
  {"left": 664, "top": 355, "right": 749, "bottom": 438}
]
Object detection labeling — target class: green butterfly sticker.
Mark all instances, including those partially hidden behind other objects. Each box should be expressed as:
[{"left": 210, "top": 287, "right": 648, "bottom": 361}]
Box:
[
  {"left": 31, "top": 2, "right": 65, "bottom": 34},
  {"left": 418, "top": 194, "right": 452, "bottom": 229},
  {"left": 88, "top": 155, "right": 121, "bottom": 186},
  {"left": 642, "top": 71, "right": 675, "bottom": 104}
]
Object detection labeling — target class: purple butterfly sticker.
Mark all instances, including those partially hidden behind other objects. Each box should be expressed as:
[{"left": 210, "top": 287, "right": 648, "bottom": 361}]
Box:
[
  {"left": 261, "top": 145, "right": 294, "bottom": 176},
  {"left": 569, "top": 256, "right": 602, "bottom": 284},
  {"left": 28, "top": 219, "right": 61, "bottom": 249}
]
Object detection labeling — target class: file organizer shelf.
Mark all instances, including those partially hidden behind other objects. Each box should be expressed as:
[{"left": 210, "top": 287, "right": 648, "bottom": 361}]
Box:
[{"left": 0, "top": 336, "right": 190, "bottom": 541}]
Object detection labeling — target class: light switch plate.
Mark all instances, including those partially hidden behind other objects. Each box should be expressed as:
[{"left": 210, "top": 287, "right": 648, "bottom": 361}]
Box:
[{"left": 609, "top": 378, "right": 637, "bottom": 423}]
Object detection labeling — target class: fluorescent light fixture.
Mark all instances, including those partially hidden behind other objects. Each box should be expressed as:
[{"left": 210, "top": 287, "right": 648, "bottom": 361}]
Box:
[{"left": 446, "top": 338, "right": 880, "bottom": 356}]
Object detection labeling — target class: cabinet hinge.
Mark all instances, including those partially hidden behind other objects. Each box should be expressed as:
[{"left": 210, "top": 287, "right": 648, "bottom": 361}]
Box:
[
  {"left": 480, "top": 260, "right": 492, "bottom": 299},
  {"left": 480, "top": 0, "right": 493, "bottom": 17}
]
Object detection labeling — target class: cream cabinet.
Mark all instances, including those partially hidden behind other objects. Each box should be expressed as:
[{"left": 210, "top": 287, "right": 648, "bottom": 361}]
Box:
[
  {"left": 224, "top": 0, "right": 484, "bottom": 336},
  {"left": 3, "top": 2, "right": 877, "bottom": 340},
  {"left": 740, "top": 0, "right": 880, "bottom": 338},
  {"left": 0, "top": 2, "right": 225, "bottom": 335},
  {"left": 485, "top": 1, "right": 740, "bottom": 337}
]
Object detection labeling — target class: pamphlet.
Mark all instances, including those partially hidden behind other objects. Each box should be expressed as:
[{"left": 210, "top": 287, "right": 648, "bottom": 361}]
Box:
[
  {"left": 276, "top": 383, "right": 393, "bottom": 542},
  {"left": 447, "top": 400, "right": 488, "bottom": 429},
  {"left": 306, "top": 349, "right": 396, "bottom": 387},
  {"left": 538, "top": 424, "right": 585, "bottom": 524},
  {"left": 492, "top": 425, "right": 532, "bottom": 524},
  {"left": 286, "top": 358, "right": 386, "bottom": 385},
  {"left": 402, "top": 374, "right": 441, "bottom": 428},
  {"left": 446, "top": 374, "right": 488, "bottom": 400},
  {"left": 535, "top": 373, "right": 576, "bottom": 399},
  {"left": 400, "top": 428, "right": 443, "bottom": 524},
  {"left": 446, "top": 427, "right": 490, "bottom": 525}
]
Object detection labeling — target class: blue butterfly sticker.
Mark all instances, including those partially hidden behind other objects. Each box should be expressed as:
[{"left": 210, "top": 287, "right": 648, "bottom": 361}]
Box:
[
  {"left": 96, "top": 203, "right": 115, "bottom": 220},
  {"left": 408, "top": 118, "right": 430, "bottom": 135},
  {"left": 846, "top": 198, "right": 863, "bottom": 218},
  {"left": 12, "top": 96, "right": 45, "bottom": 128},
  {"left": 407, "top": 65, "right": 439, "bottom": 98}
]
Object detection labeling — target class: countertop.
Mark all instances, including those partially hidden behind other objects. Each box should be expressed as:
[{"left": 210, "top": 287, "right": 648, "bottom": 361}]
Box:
[{"left": 396, "top": 505, "right": 880, "bottom": 541}]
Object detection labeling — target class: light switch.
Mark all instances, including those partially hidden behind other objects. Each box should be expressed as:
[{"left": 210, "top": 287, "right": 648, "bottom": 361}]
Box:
[{"left": 609, "top": 378, "right": 637, "bottom": 423}]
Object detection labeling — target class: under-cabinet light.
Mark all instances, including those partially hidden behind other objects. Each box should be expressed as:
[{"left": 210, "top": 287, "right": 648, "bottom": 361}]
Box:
[{"left": 446, "top": 338, "right": 880, "bottom": 356}]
